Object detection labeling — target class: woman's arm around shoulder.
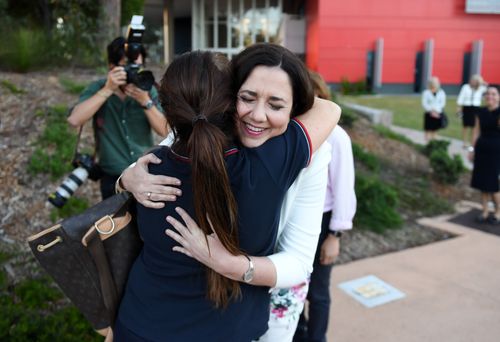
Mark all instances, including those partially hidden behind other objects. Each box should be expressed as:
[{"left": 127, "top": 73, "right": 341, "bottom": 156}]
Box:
[{"left": 295, "top": 97, "right": 341, "bottom": 154}]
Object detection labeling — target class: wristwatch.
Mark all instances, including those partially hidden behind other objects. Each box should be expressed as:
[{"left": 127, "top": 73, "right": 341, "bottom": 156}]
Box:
[
  {"left": 328, "top": 230, "right": 343, "bottom": 238},
  {"left": 142, "top": 99, "right": 154, "bottom": 110},
  {"left": 242, "top": 255, "right": 254, "bottom": 283}
]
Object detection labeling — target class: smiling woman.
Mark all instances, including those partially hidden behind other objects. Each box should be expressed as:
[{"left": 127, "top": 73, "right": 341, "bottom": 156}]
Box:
[{"left": 236, "top": 66, "right": 293, "bottom": 147}]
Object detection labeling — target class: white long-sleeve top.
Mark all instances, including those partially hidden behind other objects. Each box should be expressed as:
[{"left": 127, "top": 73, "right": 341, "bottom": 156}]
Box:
[
  {"left": 457, "top": 84, "right": 487, "bottom": 107},
  {"left": 323, "top": 126, "right": 357, "bottom": 231},
  {"left": 268, "top": 141, "right": 331, "bottom": 287},
  {"left": 421, "top": 89, "right": 446, "bottom": 113}
]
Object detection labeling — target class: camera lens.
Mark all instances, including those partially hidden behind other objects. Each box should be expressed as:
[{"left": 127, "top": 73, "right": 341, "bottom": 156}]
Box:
[{"left": 48, "top": 167, "right": 89, "bottom": 208}]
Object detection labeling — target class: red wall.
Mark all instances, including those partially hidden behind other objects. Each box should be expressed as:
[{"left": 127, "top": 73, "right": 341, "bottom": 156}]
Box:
[{"left": 306, "top": 0, "right": 500, "bottom": 86}]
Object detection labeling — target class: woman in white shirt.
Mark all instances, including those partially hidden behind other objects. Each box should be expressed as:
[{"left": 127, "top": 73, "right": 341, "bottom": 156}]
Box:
[
  {"left": 457, "top": 74, "right": 487, "bottom": 148},
  {"left": 422, "top": 76, "right": 446, "bottom": 142}
]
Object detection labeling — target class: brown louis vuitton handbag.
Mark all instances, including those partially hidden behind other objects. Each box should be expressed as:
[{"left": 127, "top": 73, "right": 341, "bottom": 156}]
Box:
[{"left": 27, "top": 192, "right": 142, "bottom": 338}]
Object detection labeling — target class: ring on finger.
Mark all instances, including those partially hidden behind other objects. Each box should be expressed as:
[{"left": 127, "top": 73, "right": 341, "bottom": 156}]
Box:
[{"left": 147, "top": 192, "right": 152, "bottom": 199}]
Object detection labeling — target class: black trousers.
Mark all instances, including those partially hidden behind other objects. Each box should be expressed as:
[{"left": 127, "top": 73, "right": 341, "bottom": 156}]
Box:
[
  {"left": 100, "top": 173, "right": 120, "bottom": 200},
  {"left": 294, "top": 211, "right": 334, "bottom": 342}
]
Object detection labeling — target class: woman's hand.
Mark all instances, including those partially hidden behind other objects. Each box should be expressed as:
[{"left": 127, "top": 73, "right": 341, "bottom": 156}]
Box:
[
  {"left": 165, "top": 207, "right": 232, "bottom": 272},
  {"left": 319, "top": 234, "right": 340, "bottom": 265},
  {"left": 121, "top": 153, "right": 182, "bottom": 209}
]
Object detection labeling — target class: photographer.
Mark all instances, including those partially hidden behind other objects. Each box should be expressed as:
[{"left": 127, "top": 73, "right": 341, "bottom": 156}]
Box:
[{"left": 67, "top": 37, "right": 168, "bottom": 199}]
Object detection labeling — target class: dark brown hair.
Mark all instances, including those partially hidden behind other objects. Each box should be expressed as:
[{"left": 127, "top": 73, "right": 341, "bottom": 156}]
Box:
[
  {"left": 231, "top": 43, "right": 314, "bottom": 117},
  {"left": 159, "top": 51, "right": 240, "bottom": 307}
]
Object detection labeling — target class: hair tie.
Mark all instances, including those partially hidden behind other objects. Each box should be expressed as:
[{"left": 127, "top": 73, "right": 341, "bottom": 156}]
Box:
[{"left": 192, "top": 114, "right": 208, "bottom": 126}]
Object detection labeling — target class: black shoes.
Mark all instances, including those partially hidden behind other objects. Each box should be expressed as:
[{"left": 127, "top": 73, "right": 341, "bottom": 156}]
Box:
[{"left": 476, "top": 214, "right": 500, "bottom": 225}]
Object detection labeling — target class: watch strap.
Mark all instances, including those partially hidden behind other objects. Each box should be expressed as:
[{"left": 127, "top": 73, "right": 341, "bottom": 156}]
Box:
[{"left": 328, "top": 230, "right": 343, "bottom": 238}]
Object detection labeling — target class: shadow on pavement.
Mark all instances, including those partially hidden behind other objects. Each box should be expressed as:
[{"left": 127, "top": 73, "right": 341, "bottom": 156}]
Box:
[{"left": 448, "top": 208, "right": 500, "bottom": 237}]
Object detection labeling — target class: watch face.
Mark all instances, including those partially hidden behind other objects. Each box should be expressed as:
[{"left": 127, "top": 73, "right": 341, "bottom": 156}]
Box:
[{"left": 243, "top": 269, "right": 254, "bottom": 283}]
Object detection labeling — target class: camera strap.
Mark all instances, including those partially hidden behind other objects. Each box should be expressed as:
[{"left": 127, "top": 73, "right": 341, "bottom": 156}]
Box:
[{"left": 73, "top": 121, "right": 98, "bottom": 162}]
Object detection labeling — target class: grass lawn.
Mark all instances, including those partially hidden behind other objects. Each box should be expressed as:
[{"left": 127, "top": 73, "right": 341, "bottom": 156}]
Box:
[{"left": 341, "top": 94, "right": 463, "bottom": 141}]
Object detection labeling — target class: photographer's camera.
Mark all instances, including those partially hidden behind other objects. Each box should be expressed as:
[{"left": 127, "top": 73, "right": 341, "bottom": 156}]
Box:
[{"left": 48, "top": 153, "right": 101, "bottom": 208}]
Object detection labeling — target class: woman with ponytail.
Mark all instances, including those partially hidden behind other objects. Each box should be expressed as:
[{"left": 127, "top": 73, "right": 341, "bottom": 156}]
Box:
[{"left": 115, "top": 47, "right": 340, "bottom": 341}]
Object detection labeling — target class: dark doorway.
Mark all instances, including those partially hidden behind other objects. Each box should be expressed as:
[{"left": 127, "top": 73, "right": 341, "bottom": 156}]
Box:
[
  {"left": 174, "top": 17, "right": 191, "bottom": 56},
  {"left": 414, "top": 51, "right": 423, "bottom": 93},
  {"left": 366, "top": 50, "right": 375, "bottom": 92},
  {"left": 462, "top": 52, "right": 471, "bottom": 85}
]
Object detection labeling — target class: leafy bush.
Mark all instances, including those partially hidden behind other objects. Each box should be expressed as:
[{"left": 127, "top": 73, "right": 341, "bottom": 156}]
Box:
[
  {"left": 340, "top": 77, "right": 371, "bottom": 95},
  {"left": 0, "top": 1, "right": 100, "bottom": 71},
  {"left": 122, "top": 0, "right": 145, "bottom": 25},
  {"left": 422, "top": 139, "right": 450, "bottom": 157},
  {"left": 354, "top": 173, "right": 403, "bottom": 233},
  {"left": 352, "top": 143, "right": 380, "bottom": 172},
  {"left": 50, "top": 197, "right": 90, "bottom": 222},
  {"left": 14, "top": 278, "right": 63, "bottom": 309},
  {"left": 429, "top": 150, "right": 465, "bottom": 184},
  {"left": 59, "top": 77, "right": 89, "bottom": 95},
  {"left": 28, "top": 106, "right": 77, "bottom": 180},
  {"left": 422, "top": 139, "right": 465, "bottom": 184},
  {"left": 0, "top": 27, "right": 52, "bottom": 72},
  {"left": 0, "top": 272, "right": 100, "bottom": 341}
]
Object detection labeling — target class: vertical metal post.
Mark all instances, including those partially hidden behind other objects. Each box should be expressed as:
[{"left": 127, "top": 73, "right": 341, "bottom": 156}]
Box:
[
  {"left": 264, "top": 0, "right": 270, "bottom": 42},
  {"left": 201, "top": 0, "right": 205, "bottom": 49},
  {"left": 239, "top": 0, "right": 244, "bottom": 48},
  {"left": 227, "top": 0, "right": 232, "bottom": 56},
  {"left": 471, "top": 40, "right": 483, "bottom": 76},
  {"left": 214, "top": 0, "right": 219, "bottom": 48},
  {"left": 251, "top": 0, "right": 256, "bottom": 44},
  {"left": 373, "top": 38, "right": 384, "bottom": 89},
  {"left": 422, "top": 39, "right": 434, "bottom": 87},
  {"left": 192, "top": 0, "right": 197, "bottom": 50},
  {"left": 162, "top": 0, "right": 173, "bottom": 64}
]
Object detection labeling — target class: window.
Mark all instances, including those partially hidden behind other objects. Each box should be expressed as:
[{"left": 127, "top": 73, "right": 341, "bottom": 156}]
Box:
[{"left": 192, "top": 0, "right": 283, "bottom": 58}]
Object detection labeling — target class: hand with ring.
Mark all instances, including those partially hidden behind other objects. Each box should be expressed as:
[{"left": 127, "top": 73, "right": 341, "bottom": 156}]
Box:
[{"left": 121, "top": 153, "right": 182, "bottom": 209}]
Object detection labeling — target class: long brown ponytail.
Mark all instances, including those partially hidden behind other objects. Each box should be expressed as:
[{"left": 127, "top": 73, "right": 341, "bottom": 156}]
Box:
[{"left": 159, "top": 51, "right": 240, "bottom": 307}]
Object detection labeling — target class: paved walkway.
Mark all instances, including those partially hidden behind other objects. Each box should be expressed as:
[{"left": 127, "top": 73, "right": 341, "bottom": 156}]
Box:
[
  {"left": 326, "top": 201, "right": 500, "bottom": 342},
  {"left": 390, "top": 125, "right": 473, "bottom": 170}
]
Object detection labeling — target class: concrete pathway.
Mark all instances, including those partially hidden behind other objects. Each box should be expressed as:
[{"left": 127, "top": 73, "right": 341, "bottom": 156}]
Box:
[
  {"left": 390, "top": 125, "right": 473, "bottom": 170},
  {"left": 326, "top": 201, "right": 500, "bottom": 342}
]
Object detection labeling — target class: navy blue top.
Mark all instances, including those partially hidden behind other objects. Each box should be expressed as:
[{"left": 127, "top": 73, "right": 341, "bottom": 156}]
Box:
[{"left": 117, "top": 120, "right": 311, "bottom": 341}]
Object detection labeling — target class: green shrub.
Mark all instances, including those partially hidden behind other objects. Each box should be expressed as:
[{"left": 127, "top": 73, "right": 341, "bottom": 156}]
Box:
[
  {"left": 50, "top": 197, "right": 90, "bottom": 222},
  {"left": 340, "top": 77, "right": 371, "bottom": 95},
  {"left": 352, "top": 143, "right": 380, "bottom": 172},
  {"left": 429, "top": 150, "right": 465, "bottom": 184},
  {"left": 0, "top": 27, "right": 51, "bottom": 72},
  {"left": 0, "top": 275, "right": 100, "bottom": 341},
  {"left": 421, "top": 139, "right": 465, "bottom": 184},
  {"left": 422, "top": 139, "right": 450, "bottom": 157},
  {"left": 28, "top": 106, "right": 77, "bottom": 180},
  {"left": 354, "top": 173, "right": 403, "bottom": 233},
  {"left": 122, "top": 0, "right": 145, "bottom": 25},
  {"left": 1, "top": 80, "right": 26, "bottom": 94},
  {"left": 59, "top": 77, "right": 88, "bottom": 95},
  {"left": 14, "top": 278, "right": 63, "bottom": 309}
]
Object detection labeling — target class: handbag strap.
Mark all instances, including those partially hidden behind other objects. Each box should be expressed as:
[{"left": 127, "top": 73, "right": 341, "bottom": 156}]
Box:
[{"left": 86, "top": 228, "right": 119, "bottom": 325}]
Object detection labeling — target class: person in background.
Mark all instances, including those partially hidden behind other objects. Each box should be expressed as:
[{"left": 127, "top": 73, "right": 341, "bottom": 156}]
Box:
[
  {"left": 67, "top": 37, "right": 168, "bottom": 199},
  {"left": 469, "top": 85, "right": 500, "bottom": 224},
  {"left": 291, "top": 71, "right": 357, "bottom": 342},
  {"left": 457, "top": 74, "right": 487, "bottom": 148},
  {"left": 422, "top": 76, "right": 446, "bottom": 142}
]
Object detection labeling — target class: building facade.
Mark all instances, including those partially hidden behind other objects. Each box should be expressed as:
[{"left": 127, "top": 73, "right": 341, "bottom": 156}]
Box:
[{"left": 145, "top": 0, "right": 500, "bottom": 93}]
